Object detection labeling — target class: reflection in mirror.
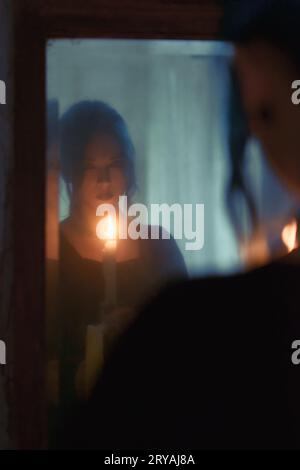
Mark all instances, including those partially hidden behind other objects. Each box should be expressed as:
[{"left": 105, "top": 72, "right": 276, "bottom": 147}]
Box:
[{"left": 46, "top": 39, "right": 297, "bottom": 446}]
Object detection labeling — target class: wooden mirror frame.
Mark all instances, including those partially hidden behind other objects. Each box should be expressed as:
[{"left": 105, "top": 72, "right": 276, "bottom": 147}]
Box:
[{"left": 12, "top": 0, "right": 222, "bottom": 449}]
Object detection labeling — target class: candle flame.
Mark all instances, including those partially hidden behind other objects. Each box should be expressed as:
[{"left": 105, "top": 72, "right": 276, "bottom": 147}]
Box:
[
  {"left": 96, "top": 214, "right": 117, "bottom": 250},
  {"left": 105, "top": 240, "right": 117, "bottom": 251},
  {"left": 282, "top": 219, "right": 298, "bottom": 253}
]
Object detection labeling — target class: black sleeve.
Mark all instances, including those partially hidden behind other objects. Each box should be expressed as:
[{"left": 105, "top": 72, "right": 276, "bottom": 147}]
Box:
[{"left": 58, "top": 279, "right": 228, "bottom": 450}]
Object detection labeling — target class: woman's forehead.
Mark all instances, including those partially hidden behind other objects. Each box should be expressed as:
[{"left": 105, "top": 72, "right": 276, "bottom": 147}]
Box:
[{"left": 84, "top": 134, "right": 122, "bottom": 161}]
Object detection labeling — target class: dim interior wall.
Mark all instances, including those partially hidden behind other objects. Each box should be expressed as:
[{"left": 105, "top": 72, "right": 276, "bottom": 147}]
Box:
[{"left": 0, "top": 0, "right": 13, "bottom": 450}]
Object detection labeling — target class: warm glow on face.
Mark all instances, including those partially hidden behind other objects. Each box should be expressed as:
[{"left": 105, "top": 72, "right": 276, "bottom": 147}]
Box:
[
  {"left": 96, "top": 214, "right": 117, "bottom": 249},
  {"left": 282, "top": 219, "right": 298, "bottom": 253}
]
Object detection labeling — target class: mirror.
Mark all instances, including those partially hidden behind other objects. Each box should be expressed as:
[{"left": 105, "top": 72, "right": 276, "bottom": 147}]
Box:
[{"left": 45, "top": 39, "right": 296, "bottom": 446}]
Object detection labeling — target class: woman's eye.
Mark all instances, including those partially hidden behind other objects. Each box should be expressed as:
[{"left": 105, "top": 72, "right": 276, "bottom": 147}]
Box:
[{"left": 110, "top": 160, "right": 123, "bottom": 169}]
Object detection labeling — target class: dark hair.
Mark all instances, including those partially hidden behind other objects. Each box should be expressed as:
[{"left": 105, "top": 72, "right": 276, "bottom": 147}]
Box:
[
  {"left": 221, "top": 0, "right": 300, "bottom": 71},
  {"left": 60, "top": 100, "right": 137, "bottom": 197}
]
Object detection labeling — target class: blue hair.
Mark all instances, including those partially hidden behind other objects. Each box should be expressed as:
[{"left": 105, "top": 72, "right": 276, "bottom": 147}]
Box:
[{"left": 60, "top": 100, "right": 137, "bottom": 196}]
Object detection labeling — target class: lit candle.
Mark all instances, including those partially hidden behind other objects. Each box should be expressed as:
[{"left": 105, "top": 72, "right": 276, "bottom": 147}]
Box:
[
  {"left": 84, "top": 214, "right": 118, "bottom": 397},
  {"left": 96, "top": 214, "right": 118, "bottom": 315}
]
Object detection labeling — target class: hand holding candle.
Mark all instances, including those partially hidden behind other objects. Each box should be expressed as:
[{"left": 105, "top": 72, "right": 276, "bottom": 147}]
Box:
[{"left": 84, "top": 213, "right": 118, "bottom": 397}]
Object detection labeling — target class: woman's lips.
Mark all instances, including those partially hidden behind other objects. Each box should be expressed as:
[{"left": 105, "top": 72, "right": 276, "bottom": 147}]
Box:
[{"left": 96, "top": 192, "right": 114, "bottom": 201}]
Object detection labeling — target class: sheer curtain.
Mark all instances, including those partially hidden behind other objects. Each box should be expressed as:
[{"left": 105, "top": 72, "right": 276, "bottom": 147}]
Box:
[{"left": 143, "top": 42, "right": 238, "bottom": 274}]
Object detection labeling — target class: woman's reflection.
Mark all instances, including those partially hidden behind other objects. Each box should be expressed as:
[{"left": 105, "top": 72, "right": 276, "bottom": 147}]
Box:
[{"left": 49, "top": 100, "right": 187, "bottom": 419}]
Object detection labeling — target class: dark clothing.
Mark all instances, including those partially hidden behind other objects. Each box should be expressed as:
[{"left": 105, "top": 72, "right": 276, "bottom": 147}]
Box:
[
  {"left": 47, "top": 228, "right": 187, "bottom": 414},
  {"left": 62, "top": 253, "right": 300, "bottom": 449}
]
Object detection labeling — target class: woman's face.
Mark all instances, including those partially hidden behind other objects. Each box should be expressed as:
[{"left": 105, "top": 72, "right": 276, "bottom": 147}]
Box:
[
  {"left": 235, "top": 41, "right": 300, "bottom": 198},
  {"left": 72, "top": 134, "right": 127, "bottom": 217}
]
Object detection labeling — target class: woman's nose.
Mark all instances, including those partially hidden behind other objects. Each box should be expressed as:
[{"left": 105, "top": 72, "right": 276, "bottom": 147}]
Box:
[{"left": 97, "top": 167, "right": 110, "bottom": 183}]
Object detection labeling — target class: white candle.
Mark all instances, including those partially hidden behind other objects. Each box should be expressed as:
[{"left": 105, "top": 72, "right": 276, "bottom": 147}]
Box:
[
  {"left": 102, "top": 239, "right": 117, "bottom": 310},
  {"left": 84, "top": 215, "right": 118, "bottom": 398},
  {"left": 96, "top": 214, "right": 118, "bottom": 315}
]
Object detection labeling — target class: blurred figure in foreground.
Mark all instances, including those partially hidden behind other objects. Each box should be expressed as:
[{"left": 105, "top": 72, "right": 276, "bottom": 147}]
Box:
[{"left": 59, "top": 0, "right": 300, "bottom": 449}]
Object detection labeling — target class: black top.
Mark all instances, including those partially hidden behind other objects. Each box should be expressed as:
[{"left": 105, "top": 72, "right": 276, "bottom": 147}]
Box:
[
  {"left": 47, "top": 227, "right": 188, "bottom": 414},
  {"left": 59, "top": 251, "right": 300, "bottom": 449}
]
